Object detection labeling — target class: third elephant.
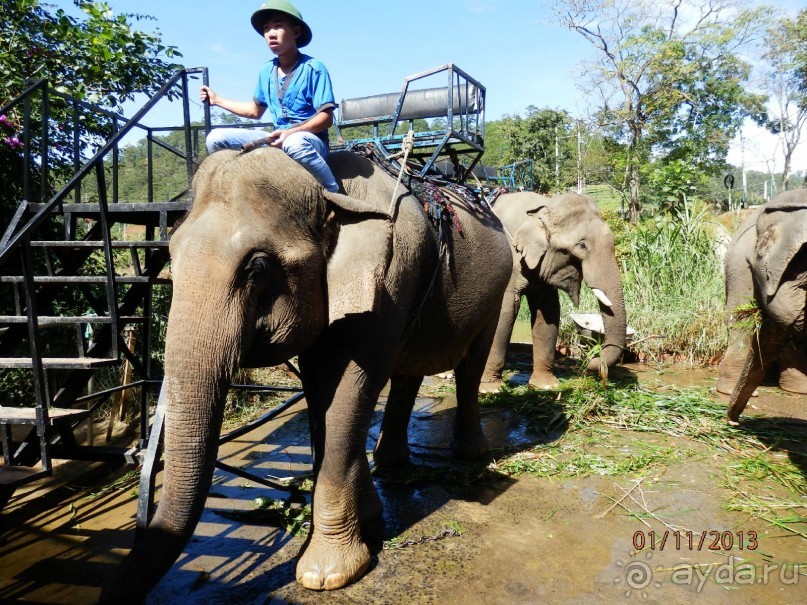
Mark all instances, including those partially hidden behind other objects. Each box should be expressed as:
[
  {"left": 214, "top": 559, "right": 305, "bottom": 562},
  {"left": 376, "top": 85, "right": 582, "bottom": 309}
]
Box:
[{"left": 481, "top": 191, "right": 627, "bottom": 391}]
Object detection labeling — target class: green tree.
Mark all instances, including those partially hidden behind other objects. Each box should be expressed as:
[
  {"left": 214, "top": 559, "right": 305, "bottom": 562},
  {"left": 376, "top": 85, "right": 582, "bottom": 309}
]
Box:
[
  {"left": 484, "top": 106, "right": 575, "bottom": 193},
  {"left": 553, "top": 0, "right": 768, "bottom": 221},
  {"left": 759, "top": 9, "right": 807, "bottom": 190},
  {"left": 0, "top": 0, "right": 181, "bottom": 221},
  {"left": 0, "top": 0, "right": 181, "bottom": 108}
]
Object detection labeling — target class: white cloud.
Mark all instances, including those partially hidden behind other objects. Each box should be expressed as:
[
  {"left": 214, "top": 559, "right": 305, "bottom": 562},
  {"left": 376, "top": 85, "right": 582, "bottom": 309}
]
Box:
[
  {"left": 464, "top": 0, "right": 498, "bottom": 13},
  {"left": 208, "top": 43, "right": 242, "bottom": 63}
]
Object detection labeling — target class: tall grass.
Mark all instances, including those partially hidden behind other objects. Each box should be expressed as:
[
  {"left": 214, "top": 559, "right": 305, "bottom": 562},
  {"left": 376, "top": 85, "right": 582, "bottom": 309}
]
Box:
[
  {"left": 524, "top": 202, "right": 729, "bottom": 365},
  {"left": 614, "top": 205, "right": 727, "bottom": 363}
]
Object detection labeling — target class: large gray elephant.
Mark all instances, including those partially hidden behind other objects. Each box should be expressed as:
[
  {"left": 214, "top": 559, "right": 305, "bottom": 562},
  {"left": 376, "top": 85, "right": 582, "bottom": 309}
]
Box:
[
  {"left": 727, "top": 189, "right": 807, "bottom": 424},
  {"left": 717, "top": 202, "right": 807, "bottom": 397},
  {"left": 480, "top": 191, "right": 627, "bottom": 391},
  {"left": 101, "top": 147, "right": 512, "bottom": 601}
]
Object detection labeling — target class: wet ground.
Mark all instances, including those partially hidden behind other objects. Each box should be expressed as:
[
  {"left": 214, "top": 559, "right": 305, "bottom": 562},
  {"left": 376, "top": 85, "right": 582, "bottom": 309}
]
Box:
[{"left": 0, "top": 358, "right": 805, "bottom": 605}]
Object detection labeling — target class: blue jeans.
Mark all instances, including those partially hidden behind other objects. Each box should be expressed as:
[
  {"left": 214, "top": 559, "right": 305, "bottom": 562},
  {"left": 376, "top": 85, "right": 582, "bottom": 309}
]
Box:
[{"left": 205, "top": 128, "right": 339, "bottom": 192}]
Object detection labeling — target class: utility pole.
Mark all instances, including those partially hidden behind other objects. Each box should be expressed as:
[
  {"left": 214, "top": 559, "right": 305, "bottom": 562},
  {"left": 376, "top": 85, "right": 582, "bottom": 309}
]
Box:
[
  {"left": 577, "top": 121, "right": 583, "bottom": 194},
  {"left": 554, "top": 126, "right": 560, "bottom": 191},
  {"left": 741, "top": 132, "right": 747, "bottom": 208}
]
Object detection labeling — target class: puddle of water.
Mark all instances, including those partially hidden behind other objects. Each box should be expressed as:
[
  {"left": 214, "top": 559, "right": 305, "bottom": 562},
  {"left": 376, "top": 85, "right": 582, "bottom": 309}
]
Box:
[
  {"left": 511, "top": 317, "right": 531, "bottom": 344},
  {"left": 0, "top": 363, "right": 805, "bottom": 604}
]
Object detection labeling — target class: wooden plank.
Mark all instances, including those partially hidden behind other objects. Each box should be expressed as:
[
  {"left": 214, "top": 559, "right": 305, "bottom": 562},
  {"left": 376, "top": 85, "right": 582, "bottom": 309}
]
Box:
[
  {"left": 0, "top": 357, "right": 119, "bottom": 369},
  {"left": 0, "top": 315, "right": 146, "bottom": 325},
  {"left": 0, "top": 465, "right": 49, "bottom": 486},
  {"left": 0, "top": 406, "right": 89, "bottom": 424}
]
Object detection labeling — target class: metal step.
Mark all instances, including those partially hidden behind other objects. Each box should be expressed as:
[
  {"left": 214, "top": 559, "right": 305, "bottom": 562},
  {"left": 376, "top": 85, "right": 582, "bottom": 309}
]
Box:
[
  {"left": 0, "top": 275, "right": 171, "bottom": 284},
  {"left": 0, "top": 406, "right": 90, "bottom": 425},
  {"left": 30, "top": 240, "right": 170, "bottom": 248},
  {"left": 0, "top": 465, "right": 50, "bottom": 487},
  {"left": 0, "top": 315, "right": 147, "bottom": 325},
  {"left": 0, "top": 357, "right": 119, "bottom": 369},
  {"left": 58, "top": 201, "right": 191, "bottom": 226}
]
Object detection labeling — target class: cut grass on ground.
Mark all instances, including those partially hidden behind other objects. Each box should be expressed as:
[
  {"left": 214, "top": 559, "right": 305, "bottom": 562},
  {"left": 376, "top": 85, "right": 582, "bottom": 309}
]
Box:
[{"left": 482, "top": 378, "right": 807, "bottom": 538}]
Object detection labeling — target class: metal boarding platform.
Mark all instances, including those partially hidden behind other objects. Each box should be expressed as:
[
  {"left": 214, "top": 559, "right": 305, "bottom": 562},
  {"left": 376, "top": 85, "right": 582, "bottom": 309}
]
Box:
[
  {"left": 436, "top": 158, "right": 534, "bottom": 197},
  {"left": 0, "top": 70, "right": 305, "bottom": 514},
  {"left": 332, "top": 64, "right": 486, "bottom": 182}
]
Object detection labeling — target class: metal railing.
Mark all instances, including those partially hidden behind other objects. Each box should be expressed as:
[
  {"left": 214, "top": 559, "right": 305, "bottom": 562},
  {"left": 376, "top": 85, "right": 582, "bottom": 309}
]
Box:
[
  {"left": 332, "top": 64, "right": 486, "bottom": 180},
  {"left": 0, "top": 67, "right": 215, "bottom": 263}
]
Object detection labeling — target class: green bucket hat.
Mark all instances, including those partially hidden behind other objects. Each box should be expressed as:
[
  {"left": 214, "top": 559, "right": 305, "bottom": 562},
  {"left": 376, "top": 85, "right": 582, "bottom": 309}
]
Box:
[{"left": 250, "top": 0, "right": 312, "bottom": 47}]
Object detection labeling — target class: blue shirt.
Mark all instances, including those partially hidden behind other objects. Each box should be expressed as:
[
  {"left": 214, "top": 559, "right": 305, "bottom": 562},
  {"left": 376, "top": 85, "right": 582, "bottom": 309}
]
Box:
[{"left": 253, "top": 54, "right": 336, "bottom": 142}]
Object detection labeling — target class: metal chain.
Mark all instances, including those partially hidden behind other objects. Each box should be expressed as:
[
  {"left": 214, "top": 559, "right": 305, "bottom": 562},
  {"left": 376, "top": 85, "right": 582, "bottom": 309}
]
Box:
[{"left": 382, "top": 527, "right": 462, "bottom": 550}]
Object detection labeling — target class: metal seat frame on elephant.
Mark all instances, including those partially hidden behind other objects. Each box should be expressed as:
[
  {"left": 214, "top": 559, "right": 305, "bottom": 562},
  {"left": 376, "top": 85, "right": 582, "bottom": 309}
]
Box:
[{"left": 331, "top": 64, "right": 486, "bottom": 183}]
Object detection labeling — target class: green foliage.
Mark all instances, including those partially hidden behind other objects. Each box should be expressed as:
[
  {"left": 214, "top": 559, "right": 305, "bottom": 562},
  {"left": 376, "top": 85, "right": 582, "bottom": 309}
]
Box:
[
  {"left": 0, "top": 0, "right": 181, "bottom": 109},
  {"left": 482, "top": 106, "right": 574, "bottom": 193},
  {"left": 0, "top": 0, "right": 182, "bottom": 223},
  {"left": 758, "top": 9, "right": 807, "bottom": 189},
  {"left": 556, "top": 0, "right": 769, "bottom": 218},
  {"left": 643, "top": 159, "right": 707, "bottom": 212},
  {"left": 615, "top": 204, "right": 726, "bottom": 362}
]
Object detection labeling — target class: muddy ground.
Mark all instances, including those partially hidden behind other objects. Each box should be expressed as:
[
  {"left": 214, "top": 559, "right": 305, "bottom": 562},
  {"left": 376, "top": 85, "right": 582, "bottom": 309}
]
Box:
[{"left": 0, "top": 357, "right": 805, "bottom": 605}]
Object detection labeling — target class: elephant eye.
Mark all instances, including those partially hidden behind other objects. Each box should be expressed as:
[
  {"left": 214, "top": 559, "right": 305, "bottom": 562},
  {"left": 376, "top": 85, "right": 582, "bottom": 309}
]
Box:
[
  {"left": 245, "top": 253, "right": 273, "bottom": 280},
  {"left": 576, "top": 240, "right": 589, "bottom": 252}
]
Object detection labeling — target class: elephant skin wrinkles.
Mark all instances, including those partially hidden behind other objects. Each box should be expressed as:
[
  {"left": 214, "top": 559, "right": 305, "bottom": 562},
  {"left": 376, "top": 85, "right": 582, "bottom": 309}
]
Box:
[{"left": 101, "top": 146, "right": 512, "bottom": 601}]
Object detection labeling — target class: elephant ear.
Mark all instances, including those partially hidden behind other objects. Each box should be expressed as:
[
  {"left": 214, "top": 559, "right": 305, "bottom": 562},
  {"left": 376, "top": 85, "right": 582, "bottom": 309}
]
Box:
[
  {"left": 322, "top": 190, "right": 392, "bottom": 324},
  {"left": 753, "top": 195, "right": 807, "bottom": 299},
  {"left": 513, "top": 206, "right": 550, "bottom": 271}
]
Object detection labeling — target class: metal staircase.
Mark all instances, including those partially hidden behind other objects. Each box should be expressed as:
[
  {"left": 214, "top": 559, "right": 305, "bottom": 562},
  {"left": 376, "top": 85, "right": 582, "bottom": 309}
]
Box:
[{"left": 0, "top": 69, "right": 209, "bottom": 507}]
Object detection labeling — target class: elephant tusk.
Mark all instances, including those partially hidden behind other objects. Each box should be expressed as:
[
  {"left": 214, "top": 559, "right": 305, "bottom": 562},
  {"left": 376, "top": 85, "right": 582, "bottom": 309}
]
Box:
[{"left": 591, "top": 288, "right": 613, "bottom": 308}]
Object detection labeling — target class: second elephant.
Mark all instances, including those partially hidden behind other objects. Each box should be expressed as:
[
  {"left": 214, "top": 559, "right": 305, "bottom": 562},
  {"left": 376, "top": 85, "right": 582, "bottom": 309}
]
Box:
[
  {"left": 481, "top": 192, "right": 627, "bottom": 390},
  {"left": 726, "top": 189, "right": 807, "bottom": 423},
  {"left": 717, "top": 203, "right": 807, "bottom": 397}
]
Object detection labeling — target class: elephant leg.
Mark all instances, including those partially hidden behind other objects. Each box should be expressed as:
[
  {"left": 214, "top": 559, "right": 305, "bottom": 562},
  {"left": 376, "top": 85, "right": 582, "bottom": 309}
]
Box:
[
  {"left": 481, "top": 289, "right": 520, "bottom": 392},
  {"left": 526, "top": 288, "right": 560, "bottom": 389},
  {"left": 777, "top": 344, "right": 807, "bottom": 394},
  {"left": 452, "top": 325, "right": 494, "bottom": 459},
  {"left": 296, "top": 345, "right": 385, "bottom": 590},
  {"left": 373, "top": 374, "right": 423, "bottom": 470}
]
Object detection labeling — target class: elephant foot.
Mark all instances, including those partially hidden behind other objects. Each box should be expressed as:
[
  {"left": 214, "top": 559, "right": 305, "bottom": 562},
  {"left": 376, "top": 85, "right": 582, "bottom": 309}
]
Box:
[
  {"left": 528, "top": 371, "right": 559, "bottom": 390},
  {"left": 296, "top": 531, "right": 371, "bottom": 591},
  {"left": 451, "top": 430, "right": 489, "bottom": 460},
  {"left": 779, "top": 368, "right": 807, "bottom": 394},
  {"left": 479, "top": 380, "right": 503, "bottom": 394},
  {"left": 715, "top": 377, "right": 735, "bottom": 396},
  {"left": 715, "top": 384, "right": 758, "bottom": 398},
  {"left": 372, "top": 430, "right": 411, "bottom": 471}
]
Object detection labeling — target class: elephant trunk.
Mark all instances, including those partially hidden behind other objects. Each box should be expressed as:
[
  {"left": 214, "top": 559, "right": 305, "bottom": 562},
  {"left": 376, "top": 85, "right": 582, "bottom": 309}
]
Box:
[
  {"left": 583, "top": 256, "right": 627, "bottom": 373},
  {"left": 728, "top": 322, "right": 786, "bottom": 424},
  {"left": 101, "top": 293, "right": 240, "bottom": 603}
]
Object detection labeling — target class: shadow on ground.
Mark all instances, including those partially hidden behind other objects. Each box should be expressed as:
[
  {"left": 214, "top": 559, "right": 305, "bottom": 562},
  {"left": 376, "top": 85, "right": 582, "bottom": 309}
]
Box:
[{"left": 0, "top": 355, "right": 805, "bottom": 605}]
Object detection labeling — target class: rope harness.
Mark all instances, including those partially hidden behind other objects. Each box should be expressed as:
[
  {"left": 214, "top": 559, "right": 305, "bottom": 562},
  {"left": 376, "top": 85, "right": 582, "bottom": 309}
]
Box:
[
  {"left": 347, "top": 138, "right": 502, "bottom": 343},
  {"left": 348, "top": 140, "right": 495, "bottom": 248},
  {"left": 238, "top": 135, "right": 505, "bottom": 344}
]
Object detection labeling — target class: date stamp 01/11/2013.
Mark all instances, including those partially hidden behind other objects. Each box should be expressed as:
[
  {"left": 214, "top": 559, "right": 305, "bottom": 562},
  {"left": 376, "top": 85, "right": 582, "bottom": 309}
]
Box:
[{"left": 632, "top": 529, "right": 758, "bottom": 551}]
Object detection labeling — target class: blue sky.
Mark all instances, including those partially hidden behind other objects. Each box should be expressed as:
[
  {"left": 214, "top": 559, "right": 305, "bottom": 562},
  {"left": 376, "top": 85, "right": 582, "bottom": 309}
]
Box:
[{"left": 51, "top": 0, "right": 806, "bottom": 173}]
